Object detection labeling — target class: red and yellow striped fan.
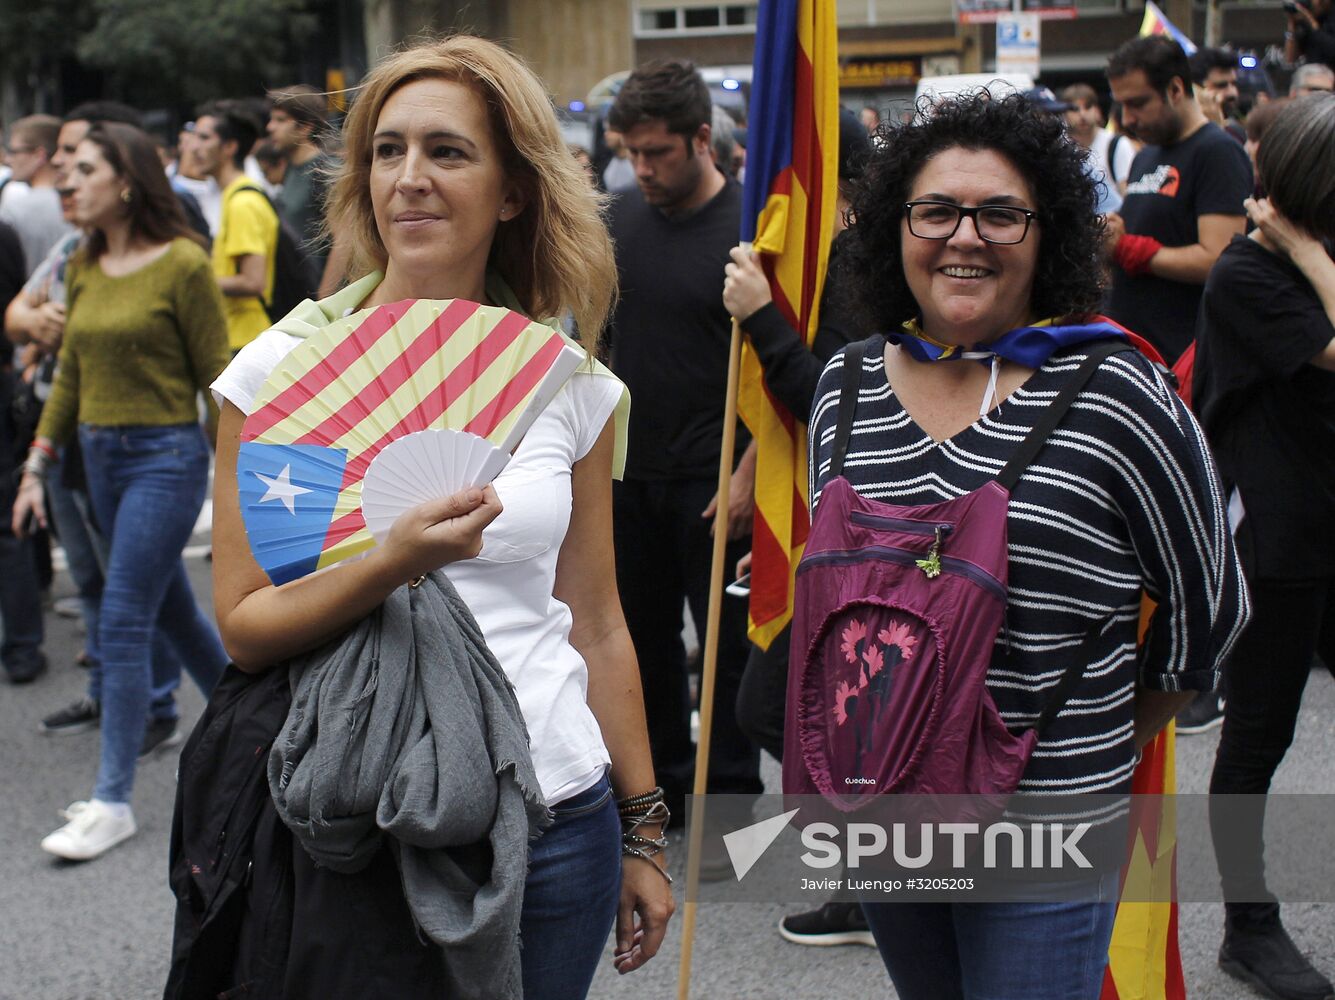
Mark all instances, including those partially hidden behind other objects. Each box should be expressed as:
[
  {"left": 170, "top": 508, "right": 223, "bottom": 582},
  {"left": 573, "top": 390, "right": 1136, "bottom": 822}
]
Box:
[{"left": 236, "top": 298, "right": 583, "bottom": 585}]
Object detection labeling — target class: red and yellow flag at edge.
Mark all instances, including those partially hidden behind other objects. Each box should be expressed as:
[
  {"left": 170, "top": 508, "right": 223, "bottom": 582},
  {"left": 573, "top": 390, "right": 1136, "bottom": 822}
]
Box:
[
  {"left": 738, "top": 0, "right": 840, "bottom": 650},
  {"left": 1101, "top": 723, "right": 1187, "bottom": 1000},
  {"left": 1101, "top": 595, "right": 1186, "bottom": 1000}
]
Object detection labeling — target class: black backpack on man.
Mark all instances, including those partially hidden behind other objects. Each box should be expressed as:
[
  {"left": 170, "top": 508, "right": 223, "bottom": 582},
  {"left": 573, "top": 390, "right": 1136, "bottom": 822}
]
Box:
[{"left": 224, "top": 183, "right": 317, "bottom": 323}]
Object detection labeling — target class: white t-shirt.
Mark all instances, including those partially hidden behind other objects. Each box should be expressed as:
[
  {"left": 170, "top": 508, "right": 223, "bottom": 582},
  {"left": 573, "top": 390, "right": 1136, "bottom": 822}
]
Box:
[
  {"left": 213, "top": 328, "right": 624, "bottom": 805},
  {"left": 1090, "top": 128, "right": 1136, "bottom": 187},
  {"left": 172, "top": 173, "right": 222, "bottom": 236},
  {"left": 0, "top": 185, "right": 74, "bottom": 278}
]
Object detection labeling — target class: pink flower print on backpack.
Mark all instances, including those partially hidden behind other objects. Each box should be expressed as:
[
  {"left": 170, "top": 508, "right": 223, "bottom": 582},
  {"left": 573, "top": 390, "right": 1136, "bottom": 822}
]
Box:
[{"left": 831, "top": 615, "right": 925, "bottom": 786}]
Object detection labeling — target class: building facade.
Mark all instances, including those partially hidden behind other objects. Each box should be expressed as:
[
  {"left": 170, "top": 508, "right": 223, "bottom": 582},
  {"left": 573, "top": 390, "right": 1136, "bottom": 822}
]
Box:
[
  {"left": 362, "top": 0, "right": 631, "bottom": 106},
  {"left": 353, "top": 0, "right": 1291, "bottom": 115},
  {"left": 629, "top": 0, "right": 1291, "bottom": 118}
]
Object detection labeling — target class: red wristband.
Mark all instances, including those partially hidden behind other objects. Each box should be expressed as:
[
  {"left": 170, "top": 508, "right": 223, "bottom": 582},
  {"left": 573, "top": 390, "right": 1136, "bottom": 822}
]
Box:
[
  {"left": 1114, "top": 234, "right": 1164, "bottom": 277},
  {"left": 30, "top": 440, "right": 57, "bottom": 461}
]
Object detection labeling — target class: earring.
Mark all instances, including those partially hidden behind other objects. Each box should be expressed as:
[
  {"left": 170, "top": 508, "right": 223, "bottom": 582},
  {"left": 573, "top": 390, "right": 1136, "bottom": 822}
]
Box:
[
  {"left": 498, "top": 207, "right": 508, "bottom": 220},
  {"left": 120, "top": 190, "right": 132, "bottom": 204}
]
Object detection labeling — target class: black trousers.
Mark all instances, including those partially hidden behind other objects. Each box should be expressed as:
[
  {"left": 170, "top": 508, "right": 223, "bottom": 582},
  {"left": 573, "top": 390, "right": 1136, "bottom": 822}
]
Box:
[
  {"left": 285, "top": 843, "right": 445, "bottom": 999},
  {"left": 1209, "top": 575, "right": 1335, "bottom": 928},
  {"left": 613, "top": 477, "right": 762, "bottom": 814},
  {"left": 0, "top": 371, "right": 44, "bottom": 675},
  {"left": 736, "top": 624, "right": 791, "bottom": 765}
]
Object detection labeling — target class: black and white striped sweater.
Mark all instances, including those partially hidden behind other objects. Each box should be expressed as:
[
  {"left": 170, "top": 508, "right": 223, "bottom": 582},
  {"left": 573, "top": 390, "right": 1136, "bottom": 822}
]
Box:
[{"left": 808, "top": 338, "right": 1249, "bottom": 794}]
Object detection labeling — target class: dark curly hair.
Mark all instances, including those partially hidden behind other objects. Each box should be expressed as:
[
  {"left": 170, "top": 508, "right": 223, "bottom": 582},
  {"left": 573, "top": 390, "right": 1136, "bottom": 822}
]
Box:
[{"left": 839, "top": 91, "right": 1106, "bottom": 335}]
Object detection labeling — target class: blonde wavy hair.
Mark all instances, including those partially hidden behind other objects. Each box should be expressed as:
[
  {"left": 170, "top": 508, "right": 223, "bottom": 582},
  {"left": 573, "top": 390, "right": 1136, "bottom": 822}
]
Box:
[{"left": 326, "top": 35, "right": 617, "bottom": 351}]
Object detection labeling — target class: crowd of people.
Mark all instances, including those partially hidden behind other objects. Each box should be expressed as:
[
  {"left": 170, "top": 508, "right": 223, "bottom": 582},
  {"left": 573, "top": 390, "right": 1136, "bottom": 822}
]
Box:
[
  {"left": 0, "top": 90, "right": 341, "bottom": 864},
  {"left": 0, "top": 20, "right": 1330, "bottom": 1000}
]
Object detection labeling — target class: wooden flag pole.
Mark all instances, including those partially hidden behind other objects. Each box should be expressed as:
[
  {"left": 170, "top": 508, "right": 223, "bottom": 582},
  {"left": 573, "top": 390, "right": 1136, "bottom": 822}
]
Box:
[{"left": 675, "top": 315, "right": 744, "bottom": 1000}]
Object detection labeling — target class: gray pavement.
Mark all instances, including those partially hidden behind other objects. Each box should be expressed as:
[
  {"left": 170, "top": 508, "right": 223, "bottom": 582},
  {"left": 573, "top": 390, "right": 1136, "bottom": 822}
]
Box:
[{"left": 2, "top": 548, "right": 1332, "bottom": 999}]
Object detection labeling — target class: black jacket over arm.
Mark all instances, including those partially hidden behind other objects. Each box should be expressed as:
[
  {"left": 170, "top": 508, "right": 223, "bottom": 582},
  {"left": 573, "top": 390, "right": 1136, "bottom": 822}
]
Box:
[{"left": 738, "top": 236, "right": 858, "bottom": 422}]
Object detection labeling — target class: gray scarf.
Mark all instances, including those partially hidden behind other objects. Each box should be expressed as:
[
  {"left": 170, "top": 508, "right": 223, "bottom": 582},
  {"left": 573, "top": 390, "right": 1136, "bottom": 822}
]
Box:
[{"left": 268, "top": 571, "right": 551, "bottom": 1000}]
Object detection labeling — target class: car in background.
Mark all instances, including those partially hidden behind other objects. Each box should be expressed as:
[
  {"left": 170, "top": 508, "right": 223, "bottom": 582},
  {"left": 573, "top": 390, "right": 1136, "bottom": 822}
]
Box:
[
  {"left": 586, "top": 65, "right": 752, "bottom": 123},
  {"left": 556, "top": 106, "right": 595, "bottom": 152},
  {"left": 913, "top": 72, "right": 1035, "bottom": 107},
  {"left": 1235, "top": 50, "right": 1277, "bottom": 115}
]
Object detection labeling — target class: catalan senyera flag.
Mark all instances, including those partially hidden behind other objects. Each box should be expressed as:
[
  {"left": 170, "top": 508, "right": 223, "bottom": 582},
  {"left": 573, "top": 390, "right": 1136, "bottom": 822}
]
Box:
[
  {"left": 1102, "top": 725, "right": 1186, "bottom": 1000},
  {"left": 1139, "top": 0, "right": 1197, "bottom": 55},
  {"left": 738, "top": 0, "right": 840, "bottom": 650},
  {"left": 236, "top": 298, "right": 581, "bottom": 585},
  {"left": 1100, "top": 597, "right": 1186, "bottom": 1000}
]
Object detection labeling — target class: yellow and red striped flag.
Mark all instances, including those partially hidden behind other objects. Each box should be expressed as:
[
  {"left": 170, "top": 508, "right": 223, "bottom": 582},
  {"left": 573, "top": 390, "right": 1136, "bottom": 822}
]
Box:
[
  {"left": 237, "top": 298, "right": 582, "bottom": 584},
  {"left": 1102, "top": 724, "right": 1187, "bottom": 1000},
  {"left": 1139, "top": 0, "right": 1197, "bottom": 54},
  {"left": 738, "top": 0, "right": 840, "bottom": 650},
  {"left": 1101, "top": 596, "right": 1187, "bottom": 1000}
]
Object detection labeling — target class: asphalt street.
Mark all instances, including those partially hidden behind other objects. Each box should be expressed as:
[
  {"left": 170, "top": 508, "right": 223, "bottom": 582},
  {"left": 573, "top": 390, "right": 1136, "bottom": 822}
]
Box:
[{"left": 2, "top": 534, "right": 1332, "bottom": 1000}]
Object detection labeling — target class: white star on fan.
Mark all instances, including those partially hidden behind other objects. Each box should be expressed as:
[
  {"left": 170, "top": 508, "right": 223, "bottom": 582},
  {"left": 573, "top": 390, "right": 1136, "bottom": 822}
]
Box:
[{"left": 253, "top": 464, "right": 313, "bottom": 515}]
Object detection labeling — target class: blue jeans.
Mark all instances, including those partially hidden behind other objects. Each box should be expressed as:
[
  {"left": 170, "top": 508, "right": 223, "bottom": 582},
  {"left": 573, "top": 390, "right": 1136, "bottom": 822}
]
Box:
[
  {"left": 79, "top": 424, "right": 228, "bottom": 804},
  {"left": 521, "top": 775, "right": 623, "bottom": 999},
  {"left": 48, "top": 456, "right": 188, "bottom": 720},
  {"left": 46, "top": 452, "right": 107, "bottom": 649},
  {"left": 861, "top": 871, "right": 1120, "bottom": 1000}
]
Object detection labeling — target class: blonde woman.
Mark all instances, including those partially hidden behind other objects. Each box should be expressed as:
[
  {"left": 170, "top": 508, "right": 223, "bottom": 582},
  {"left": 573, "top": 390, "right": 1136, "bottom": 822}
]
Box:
[{"left": 208, "top": 36, "right": 673, "bottom": 998}]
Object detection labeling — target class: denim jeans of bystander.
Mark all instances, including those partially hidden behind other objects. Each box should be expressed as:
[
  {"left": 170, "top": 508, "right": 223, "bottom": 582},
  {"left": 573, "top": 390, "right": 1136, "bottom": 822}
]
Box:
[
  {"left": 78, "top": 423, "right": 228, "bottom": 804},
  {"left": 861, "top": 869, "right": 1121, "bottom": 1000},
  {"left": 46, "top": 455, "right": 196, "bottom": 720}
]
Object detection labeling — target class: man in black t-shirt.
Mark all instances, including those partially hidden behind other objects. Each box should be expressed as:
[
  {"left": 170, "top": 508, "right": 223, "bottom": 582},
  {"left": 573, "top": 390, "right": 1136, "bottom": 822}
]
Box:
[
  {"left": 604, "top": 61, "right": 762, "bottom": 821},
  {"left": 1105, "top": 36, "right": 1253, "bottom": 363}
]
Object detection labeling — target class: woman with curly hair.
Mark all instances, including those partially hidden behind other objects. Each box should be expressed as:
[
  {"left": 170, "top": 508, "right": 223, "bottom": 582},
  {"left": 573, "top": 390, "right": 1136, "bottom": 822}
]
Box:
[{"left": 800, "top": 93, "right": 1247, "bottom": 998}]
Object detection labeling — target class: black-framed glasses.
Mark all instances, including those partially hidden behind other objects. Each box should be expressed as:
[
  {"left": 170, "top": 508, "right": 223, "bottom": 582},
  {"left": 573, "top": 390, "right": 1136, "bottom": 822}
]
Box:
[{"left": 904, "top": 201, "right": 1037, "bottom": 245}]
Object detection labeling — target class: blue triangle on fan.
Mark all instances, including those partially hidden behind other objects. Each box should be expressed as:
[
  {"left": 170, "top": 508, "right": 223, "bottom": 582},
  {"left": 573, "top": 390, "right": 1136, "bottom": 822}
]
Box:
[{"left": 237, "top": 442, "right": 350, "bottom": 585}]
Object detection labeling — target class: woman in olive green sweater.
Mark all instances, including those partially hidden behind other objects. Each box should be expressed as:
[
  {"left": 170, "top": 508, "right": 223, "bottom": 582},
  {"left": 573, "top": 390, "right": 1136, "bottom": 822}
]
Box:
[{"left": 13, "top": 123, "right": 232, "bottom": 861}]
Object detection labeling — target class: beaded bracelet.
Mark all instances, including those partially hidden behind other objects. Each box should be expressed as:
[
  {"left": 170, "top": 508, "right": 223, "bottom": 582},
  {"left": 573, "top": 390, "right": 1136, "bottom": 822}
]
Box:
[
  {"left": 621, "top": 843, "right": 673, "bottom": 883},
  {"left": 618, "top": 792, "right": 672, "bottom": 882},
  {"left": 22, "top": 446, "right": 52, "bottom": 479},
  {"left": 619, "top": 799, "right": 670, "bottom": 833},
  {"left": 622, "top": 827, "right": 667, "bottom": 849},
  {"left": 616, "top": 786, "right": 665, "bottom": 814}
]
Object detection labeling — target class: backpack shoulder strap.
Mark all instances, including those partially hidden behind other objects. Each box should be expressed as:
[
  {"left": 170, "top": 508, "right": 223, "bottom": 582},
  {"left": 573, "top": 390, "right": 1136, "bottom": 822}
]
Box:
[
  {"left": 995, "top": 339, "right": 1129, "bottom": 491},
  {"left": 1030, "top": 624, "right": 1103, "bottom": 737},
  {"left": 828, "top": 338, "right": 870, "bottom": 479},
  {"left": 226, "top": 180, "right": 264, "bottom": 202},
  {"left": 226, "top": 181, "right": 280, "bottom": 218},
  {"left": 997, "top": 339, "right": 1136, "bottom": 738},
  {"left": 1106, "top": 132, "right": 1124, "bottom": 179}
]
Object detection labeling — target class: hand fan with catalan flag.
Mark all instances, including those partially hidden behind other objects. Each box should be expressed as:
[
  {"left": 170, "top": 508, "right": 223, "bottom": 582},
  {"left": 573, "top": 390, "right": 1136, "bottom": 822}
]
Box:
[{"left": 236, "top": 298, "right": 584, "bottom": 585}]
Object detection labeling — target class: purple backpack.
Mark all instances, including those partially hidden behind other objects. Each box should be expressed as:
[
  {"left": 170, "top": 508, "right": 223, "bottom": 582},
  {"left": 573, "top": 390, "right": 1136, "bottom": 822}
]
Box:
[{"left": 783, "top": 339, "right": 1127, "bottom": 809}]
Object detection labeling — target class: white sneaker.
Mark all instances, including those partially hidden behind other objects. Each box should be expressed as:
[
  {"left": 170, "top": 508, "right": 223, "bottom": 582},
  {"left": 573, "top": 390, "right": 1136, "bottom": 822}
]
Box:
[{"left": 40, "top": 800, "right": 137, "bottom": 861}]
